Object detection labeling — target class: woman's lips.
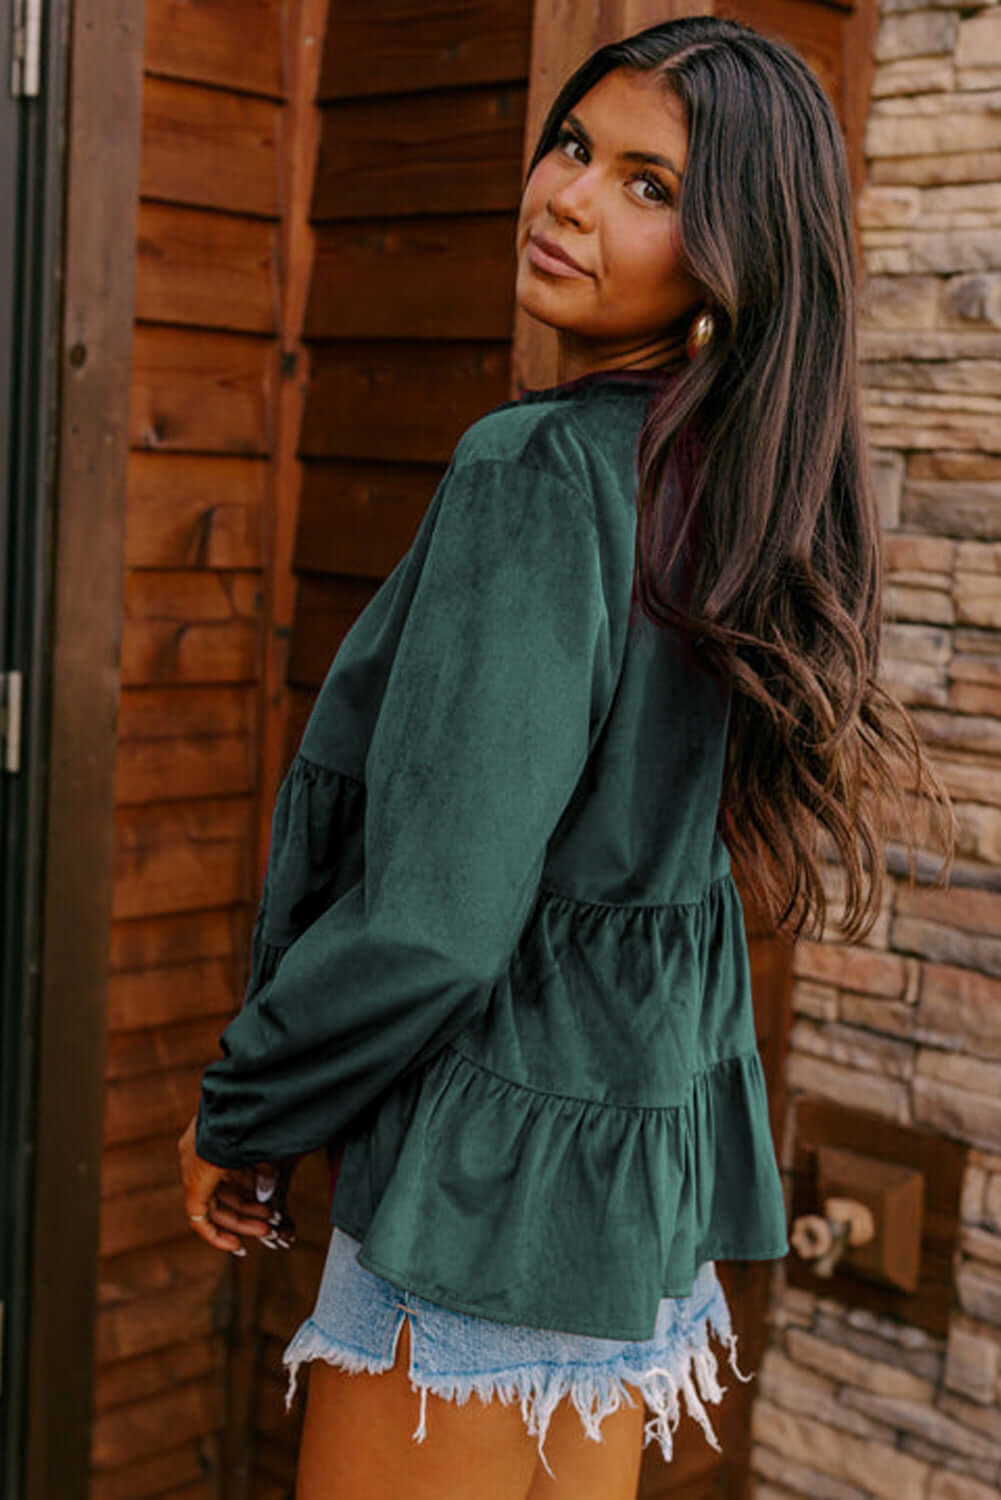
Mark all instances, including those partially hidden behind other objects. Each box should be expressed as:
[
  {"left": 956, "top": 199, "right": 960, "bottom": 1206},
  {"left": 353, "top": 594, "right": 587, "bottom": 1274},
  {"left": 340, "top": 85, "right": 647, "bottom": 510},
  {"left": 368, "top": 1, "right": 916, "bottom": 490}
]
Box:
[{"left": 526, "top": 234, "right": 592, "bottom": 279}]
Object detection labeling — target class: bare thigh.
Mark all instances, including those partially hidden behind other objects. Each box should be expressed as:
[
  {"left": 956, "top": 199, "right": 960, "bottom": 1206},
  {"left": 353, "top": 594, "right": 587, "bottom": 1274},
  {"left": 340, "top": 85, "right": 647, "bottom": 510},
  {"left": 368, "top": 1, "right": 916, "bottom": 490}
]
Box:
[{"left": 294, "top": 1313, "right": 645, "bottom": 1500}]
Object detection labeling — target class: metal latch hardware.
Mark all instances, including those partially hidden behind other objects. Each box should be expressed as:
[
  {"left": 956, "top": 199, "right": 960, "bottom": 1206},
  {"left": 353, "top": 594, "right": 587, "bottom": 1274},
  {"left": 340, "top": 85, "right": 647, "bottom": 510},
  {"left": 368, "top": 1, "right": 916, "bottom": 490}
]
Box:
[
  {"left": 1, "top": 671, "right": 23, "bottom": 773},
  {"left": 10, "top": 0, "right": 43, "bottom": 99}
]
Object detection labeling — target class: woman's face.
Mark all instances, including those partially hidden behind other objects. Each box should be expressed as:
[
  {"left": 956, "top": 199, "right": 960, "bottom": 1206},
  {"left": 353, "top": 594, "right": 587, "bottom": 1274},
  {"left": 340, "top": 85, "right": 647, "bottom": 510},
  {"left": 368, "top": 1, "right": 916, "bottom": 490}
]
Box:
[{"left": 515, "top": 67, "right": 705, "bottom": 376}]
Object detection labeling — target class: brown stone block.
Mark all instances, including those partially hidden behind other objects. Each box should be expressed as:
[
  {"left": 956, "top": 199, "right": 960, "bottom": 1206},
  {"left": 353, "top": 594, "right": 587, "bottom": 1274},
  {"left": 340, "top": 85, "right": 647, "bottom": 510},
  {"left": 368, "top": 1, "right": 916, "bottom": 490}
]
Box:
[
  {"left": 913, "top": 1076, "right": 1001, "bottom": 1151},
  {"left": 916, "top": 960, "right": 1001, "bottom": 1055},
  {"left": 949, "top": 681, "right": 1001, "bottom": 714},
  {"left": 749, "top": 1398, "right": 929, "bottom": 1498},
  {"left": 793, "top": 942, "right": 909, "bottom": 997},
  {"left": 875, "top": 9, "right": 958, "bottom": 61},
  {"left": 886, "top": 533, "right": 958, "bottom": 572},
  {"left": 871, "top": 151, "right": 1001, "bottom": 188}
]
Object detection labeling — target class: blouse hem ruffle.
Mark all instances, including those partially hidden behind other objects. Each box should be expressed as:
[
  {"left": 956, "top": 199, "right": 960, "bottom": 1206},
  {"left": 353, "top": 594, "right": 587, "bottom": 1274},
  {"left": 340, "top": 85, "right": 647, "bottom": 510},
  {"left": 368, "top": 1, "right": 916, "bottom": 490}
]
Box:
[{"left": 329, "top": 1042, "right": 789, "bottom": 1342}]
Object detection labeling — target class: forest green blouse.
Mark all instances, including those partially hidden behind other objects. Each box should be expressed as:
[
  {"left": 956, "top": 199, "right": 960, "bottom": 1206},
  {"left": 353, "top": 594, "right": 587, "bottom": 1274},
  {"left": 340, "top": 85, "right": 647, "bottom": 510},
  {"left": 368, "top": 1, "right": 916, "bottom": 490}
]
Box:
[{"left": 195, "top": 367, "right": 789, "bottom": 1340}]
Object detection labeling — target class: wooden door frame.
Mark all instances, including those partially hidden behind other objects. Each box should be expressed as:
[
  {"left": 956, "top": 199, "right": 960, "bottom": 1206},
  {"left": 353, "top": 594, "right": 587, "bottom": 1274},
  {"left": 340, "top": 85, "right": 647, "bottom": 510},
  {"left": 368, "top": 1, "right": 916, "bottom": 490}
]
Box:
[{"left": 22, "top": 1, "right": 146, "bottom": 1496}]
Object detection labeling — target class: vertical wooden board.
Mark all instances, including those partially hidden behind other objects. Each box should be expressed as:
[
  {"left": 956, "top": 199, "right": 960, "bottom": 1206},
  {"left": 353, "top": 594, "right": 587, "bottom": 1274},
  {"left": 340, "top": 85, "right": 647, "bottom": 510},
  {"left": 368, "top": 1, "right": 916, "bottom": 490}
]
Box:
[
  {"left": 293, "top": 459, "right": 441, "bottom": 578},
  {"left": 130, "top": 325, "right": 275, "bottom": 457},
  {"left": 300, "top": 339, "right": 511, "bottom": 462},
  {"left": 135, "top": 201, "right": 278, "bottom": 335},
  {"left": 126, "top": 452, "right": 268, "bottom": 570},
  {"left": 304, "top": 214, "right": 518, "bottom": 340},
  {"left": 319, "top": 0, "right": 532, "bottom": 100},
  {"left": 112, "top": 799, "right": 251, "bottom": 921},
  {"left": 141, "top": 75, "right": 281, "bottom": 218},
  {"left": 311, "top": 86, "right": 528, "bottom": 220},
  {"left": 144, "top": 0, "right": 285, "bottom": 98},
  {"left": 26, "top": 0, "right": 146, "bottom": 1494}
]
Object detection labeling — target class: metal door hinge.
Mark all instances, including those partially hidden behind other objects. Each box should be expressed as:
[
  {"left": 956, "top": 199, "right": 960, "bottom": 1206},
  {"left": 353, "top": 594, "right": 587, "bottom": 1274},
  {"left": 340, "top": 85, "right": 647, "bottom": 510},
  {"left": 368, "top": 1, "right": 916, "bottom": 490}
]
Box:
[
  {"left": 1, "top": 672, "right": 23, "bottom": 773},
  {"left": 10, "top": 0, "right": 42, "bottom": 99}
]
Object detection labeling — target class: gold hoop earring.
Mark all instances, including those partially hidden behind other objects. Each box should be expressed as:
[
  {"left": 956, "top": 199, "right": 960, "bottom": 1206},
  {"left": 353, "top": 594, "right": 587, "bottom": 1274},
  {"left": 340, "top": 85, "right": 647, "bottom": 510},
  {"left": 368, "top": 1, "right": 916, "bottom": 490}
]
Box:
[{"left": 686, "top": 308, "right": 715, "bottom": 360}]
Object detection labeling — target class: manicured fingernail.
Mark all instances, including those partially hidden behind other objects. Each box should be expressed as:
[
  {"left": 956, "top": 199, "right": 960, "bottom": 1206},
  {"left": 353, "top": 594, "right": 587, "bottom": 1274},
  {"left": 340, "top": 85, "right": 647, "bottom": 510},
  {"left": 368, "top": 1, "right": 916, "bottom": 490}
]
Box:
[
  {"left": 268, "top": 1209, "right": 282, "bottom": 1227},
  {"left": 255, "top": 1174, "right": 276, "bottom": 1203},
  {"left": 232, "top": 1245, "right": 247, "bottom": 1257}
]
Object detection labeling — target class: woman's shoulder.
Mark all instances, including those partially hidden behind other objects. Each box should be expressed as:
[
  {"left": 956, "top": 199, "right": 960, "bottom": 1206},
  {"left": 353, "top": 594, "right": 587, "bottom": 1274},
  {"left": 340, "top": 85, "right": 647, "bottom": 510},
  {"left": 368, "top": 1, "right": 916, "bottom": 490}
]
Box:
[
  {"left": 450, "top": 376, "right": 656, "bottom": 520},
  {"left": 450, "top": 393, "right": 591, "bottom": 493}
]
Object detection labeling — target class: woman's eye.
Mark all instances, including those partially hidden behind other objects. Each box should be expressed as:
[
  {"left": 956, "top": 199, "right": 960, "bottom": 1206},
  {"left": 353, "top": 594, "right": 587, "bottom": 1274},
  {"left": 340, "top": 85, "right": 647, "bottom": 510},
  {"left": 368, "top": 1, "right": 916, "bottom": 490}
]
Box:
[
  {"left": 554, "top": 128, "right": 587, "bottom": 163},
  {"left": 631, "top": 175, "right": 671, "bottom": 206}
]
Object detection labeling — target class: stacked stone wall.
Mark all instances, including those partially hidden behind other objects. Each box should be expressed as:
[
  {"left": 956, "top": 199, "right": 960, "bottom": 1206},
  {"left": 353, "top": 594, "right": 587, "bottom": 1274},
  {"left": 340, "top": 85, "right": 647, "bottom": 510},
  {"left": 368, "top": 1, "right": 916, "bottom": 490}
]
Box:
[{"left": 751, "top": 2, "right": 1001, "bottom": 1495}]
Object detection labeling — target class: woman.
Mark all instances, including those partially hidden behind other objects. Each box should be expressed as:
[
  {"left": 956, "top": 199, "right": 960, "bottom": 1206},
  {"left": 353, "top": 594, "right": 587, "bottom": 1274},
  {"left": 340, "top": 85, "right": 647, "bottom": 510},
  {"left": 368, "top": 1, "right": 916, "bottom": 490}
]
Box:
[{"left": 178, "top": 16, "right": 955, "bottom": 1499}]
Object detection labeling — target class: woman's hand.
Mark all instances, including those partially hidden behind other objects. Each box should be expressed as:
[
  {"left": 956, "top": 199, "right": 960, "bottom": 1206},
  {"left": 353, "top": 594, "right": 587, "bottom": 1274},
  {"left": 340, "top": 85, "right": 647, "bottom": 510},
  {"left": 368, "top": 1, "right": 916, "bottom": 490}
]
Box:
[{"left": 178, "top": 1114, "right": 298, "bottom": 1255}]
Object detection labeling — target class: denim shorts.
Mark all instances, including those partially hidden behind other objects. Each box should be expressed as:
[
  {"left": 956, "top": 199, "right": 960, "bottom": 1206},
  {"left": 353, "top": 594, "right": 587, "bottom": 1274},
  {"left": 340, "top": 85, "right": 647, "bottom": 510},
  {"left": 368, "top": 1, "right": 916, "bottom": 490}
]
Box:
[{"left": 282, "top": 1227, "right": 752, "bottom": 1478}]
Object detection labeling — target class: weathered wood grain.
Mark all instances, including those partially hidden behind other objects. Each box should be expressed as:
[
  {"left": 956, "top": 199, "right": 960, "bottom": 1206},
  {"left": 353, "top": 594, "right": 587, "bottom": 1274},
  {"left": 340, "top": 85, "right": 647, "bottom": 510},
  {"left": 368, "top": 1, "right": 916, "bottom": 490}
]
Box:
[
  {"left": 110, "top": 908, "right": 248, "bottom": 973},
  {"left": 126, "top": 452, "right": 267, "bottom": 569},
  {"left": 104, "top": 1016, "right": 232, "bottom": 1083},
  {"left": 312, "top": 85, "right": 527, "bottom": 219},
  {"left": 319, "top": 0, "right": 531, "bottom": 99},
  {"left": 93, "top": 1335, "right": 224, "bottom": 1412},
  {"left": 135, "top": 201, "right": 277, "bottom": 335},
  {"left": 130, "top": 325, "right": 275, "bottom": 457},
  {"left": 113, "top": 799, "right": 251, "bottom": 921},
  {"left": 89, "top": 1442, "right": 208, "bottom": 1500},
  {"left": 294, "top": 459, "right": 439, "bottom": 579},
  {"left": 119, "top": 685, "right": 256, "bottom": 741},
  {"left": 107, "top": 957, "right": 241, "bottom": 1032},
  {"left": 121, "top": 569, "right": 260, "bottom": 687},
  {"left": 100, "top": 1180, "right": 210, "bottom": 1259},
  {"left": 117, "top": 732, "right": 254, "bottom": 804},
  {"left": 98, "top": 1237, "right": 221, "bottom": 1307},
  {"left": 95, "top": 1276, "right": 221, "bottom": 1363},
  {"left": 92, "top": 1377, "right": 225, "bottom": 1469},
  {"left": 144, "top": 0, "right": 284, "bottom": 98},
  {"left": 305, "top": 214, "right": 517, "bottom": 340},
  {"left": 288, "top": 573, "right": 380, "bottom": 688},
  {"left": 103, "top": 1063, "right": 208, "bottom": 1146},
  {"left": 301, "top": 339, "right": 510, "bottom": 462},
  {"left": 141, "top": 75, "right": 280, "bottom": 217}
]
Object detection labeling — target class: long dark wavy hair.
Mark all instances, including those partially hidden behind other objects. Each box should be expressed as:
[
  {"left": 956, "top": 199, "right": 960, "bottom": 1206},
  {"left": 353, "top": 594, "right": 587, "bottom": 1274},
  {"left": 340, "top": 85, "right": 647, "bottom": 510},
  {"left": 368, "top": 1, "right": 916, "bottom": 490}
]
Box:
[{"left": 524, "top": 15, "right": 956, "bottom": 942}]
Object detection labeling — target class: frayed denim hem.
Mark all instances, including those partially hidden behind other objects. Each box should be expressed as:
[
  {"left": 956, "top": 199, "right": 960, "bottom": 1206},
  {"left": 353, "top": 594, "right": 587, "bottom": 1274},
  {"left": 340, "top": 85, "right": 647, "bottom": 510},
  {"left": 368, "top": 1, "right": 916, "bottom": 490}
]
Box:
[{"left": 281, "top": 1296, "right": 753, "bottom": 1480}]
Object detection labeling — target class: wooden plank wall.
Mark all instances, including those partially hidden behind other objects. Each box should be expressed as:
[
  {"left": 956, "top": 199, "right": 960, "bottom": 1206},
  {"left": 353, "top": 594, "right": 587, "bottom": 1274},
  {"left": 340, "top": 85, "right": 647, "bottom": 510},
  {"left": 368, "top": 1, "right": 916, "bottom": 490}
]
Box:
[
  {"left": 93, "top": 2, "right": 287, "bottom": 1496},
  {"left": 250, "top": 3, "right": 535, "bottom": 1493}
]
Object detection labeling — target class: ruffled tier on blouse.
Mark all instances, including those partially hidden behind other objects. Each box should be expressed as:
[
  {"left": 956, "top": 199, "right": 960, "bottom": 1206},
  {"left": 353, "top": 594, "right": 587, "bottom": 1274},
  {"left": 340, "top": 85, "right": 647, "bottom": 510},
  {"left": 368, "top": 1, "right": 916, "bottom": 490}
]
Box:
[{"left": 331, "top": 1037, "right": 788, "bottom": 1342}]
